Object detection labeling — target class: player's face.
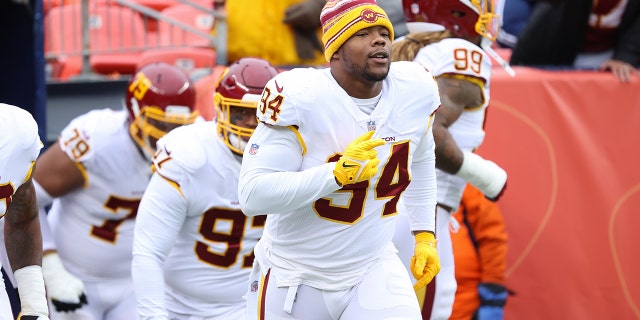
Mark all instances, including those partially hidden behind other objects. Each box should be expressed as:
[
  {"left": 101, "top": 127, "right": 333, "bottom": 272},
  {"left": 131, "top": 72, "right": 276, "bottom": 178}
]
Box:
[
  {"left": 229, "top": 106, "right": 258, "bottom": 142},
  {"left": 340, "top": 26, "right": 392, "bottom": 82}
]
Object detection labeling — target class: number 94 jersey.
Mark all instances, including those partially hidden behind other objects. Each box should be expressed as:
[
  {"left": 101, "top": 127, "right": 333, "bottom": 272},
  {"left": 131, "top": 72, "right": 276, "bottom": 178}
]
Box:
[{"left": 252, "top": 62, "right": 440, "bottom": 289}]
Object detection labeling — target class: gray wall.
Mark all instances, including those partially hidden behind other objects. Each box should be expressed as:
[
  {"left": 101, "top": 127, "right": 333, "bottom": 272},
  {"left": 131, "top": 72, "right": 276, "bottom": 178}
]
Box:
[{"left": 46, "top": 79, "right": 129, "bottom": 144}]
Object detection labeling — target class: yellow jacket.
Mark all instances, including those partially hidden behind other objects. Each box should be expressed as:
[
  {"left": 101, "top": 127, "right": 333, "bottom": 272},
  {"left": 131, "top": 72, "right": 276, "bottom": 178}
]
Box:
[{"left": 224, "top": 0, "right": 326, "bottom": 67}]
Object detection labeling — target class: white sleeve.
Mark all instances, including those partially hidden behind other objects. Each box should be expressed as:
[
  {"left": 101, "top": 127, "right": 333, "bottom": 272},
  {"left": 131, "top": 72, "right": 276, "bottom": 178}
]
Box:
[
  {"left": 402, "top": 127, "right": 437, "bottom": 233},
  {"left": 131, "top": 173, "right": 188, "bottom": 320},
  {"left": 238, "top": 123, "right": 341, "bottom": 216},
  {"left": 32, "top": 180, "right": 56, "bottom": 252}
]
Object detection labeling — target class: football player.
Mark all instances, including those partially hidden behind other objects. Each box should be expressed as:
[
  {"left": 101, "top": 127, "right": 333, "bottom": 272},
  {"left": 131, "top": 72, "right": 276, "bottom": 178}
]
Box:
[
  {"left": 238, "top": 0, "right": 442, "bottom": 318},
  {"left": 391, "top": 1, "right": 509, "bottom": 319},
  {"left": 31, "top": 63, "right": 199, "bottom": 320},
  {"left": 131, "top": 57, "right": 278, "bottom": 320},
  {"left": 0, "top": 103, "right": 49, "bottom": 320}
]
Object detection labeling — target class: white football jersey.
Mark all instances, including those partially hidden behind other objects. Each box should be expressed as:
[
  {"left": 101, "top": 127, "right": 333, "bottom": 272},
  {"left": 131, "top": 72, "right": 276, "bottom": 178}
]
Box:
[
  {"left": 245, "top": 62, "right": 440, "bottom": 290},
  {"left": 414, "top": 38, "right": 493, "bottom": 209},
  {"left": 0, "top": 103, "right": 42, "bottom": 217},
  {"left": 133, "top": 121, "right": 263, "bottom": 316},
  {"left": 45, "top": 108, "right": 152, "bottom": 281}
]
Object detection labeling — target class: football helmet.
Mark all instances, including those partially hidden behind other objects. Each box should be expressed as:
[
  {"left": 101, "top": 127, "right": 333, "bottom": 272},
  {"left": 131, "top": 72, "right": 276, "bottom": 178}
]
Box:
[
  {"left": 403, "top": 0, "right": 501, "bottom": 42},
  {"left": 214, "top": 57, "right": 279, "bottom": 155},
  {"left": 125, "top": 62, "right": 199, "bottom": 160}
]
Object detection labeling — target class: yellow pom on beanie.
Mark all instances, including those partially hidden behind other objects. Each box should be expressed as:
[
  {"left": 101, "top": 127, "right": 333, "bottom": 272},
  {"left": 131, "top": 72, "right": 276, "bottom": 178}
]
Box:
[{"left": 320, "top": 0, "right": 394, "bottom": 62}]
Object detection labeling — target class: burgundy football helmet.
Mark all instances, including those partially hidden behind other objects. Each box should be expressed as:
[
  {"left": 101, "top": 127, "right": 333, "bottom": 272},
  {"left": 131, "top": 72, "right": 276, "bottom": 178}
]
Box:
[
  {"left": 214, "top": 57, "right": 279, "bottom": 155},
  {"left": 125, "top": 62, "right": 199, "bottom": 160},
  {"left": 403, "top": 0, "right": 501, "bottom": 41}
]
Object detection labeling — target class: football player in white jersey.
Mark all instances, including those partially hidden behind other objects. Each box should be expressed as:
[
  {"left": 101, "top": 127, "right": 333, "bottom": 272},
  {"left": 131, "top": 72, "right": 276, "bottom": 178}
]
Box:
[
  {"left": 0, "top": 103, "right": 49, "bottom": 320},
  {"left": 30, "top": 63, "right": 199, "bottom": 320},
  {"left": 131, "top": 57, "right": 279, "bottom": 320},
  {"left": 391, "top": 1, "right": 509, "bottom": 319},
  {"left": 238, "top": 1, "right": 442, "bottom": 319}
]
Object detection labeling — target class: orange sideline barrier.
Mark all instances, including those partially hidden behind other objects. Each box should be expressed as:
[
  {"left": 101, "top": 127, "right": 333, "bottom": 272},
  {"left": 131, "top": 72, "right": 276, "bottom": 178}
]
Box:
[{"left": 480, "top": 67, "right": 640, "bottom": 320}]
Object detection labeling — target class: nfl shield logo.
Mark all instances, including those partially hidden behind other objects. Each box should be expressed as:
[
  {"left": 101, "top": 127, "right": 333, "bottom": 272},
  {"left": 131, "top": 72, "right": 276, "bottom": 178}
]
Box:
[
  {"left": 367, "top": 120, "right": 376, "bottom": 131},
  {"left": 251, "top": 281, "right": 259, "bottom": 292},
  {"left": 249, "top": 143, "right": 259, "bottom": 155}
]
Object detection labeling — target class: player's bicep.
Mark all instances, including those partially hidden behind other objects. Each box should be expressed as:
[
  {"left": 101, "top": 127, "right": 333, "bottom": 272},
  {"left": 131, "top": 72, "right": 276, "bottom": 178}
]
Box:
[
  {"left": 6, "top": 178, "right": 38, "bottom": 223},
  {"left": 33, "top": 141, "right": 85, "bottom": 197},
  {"left": 436, "top": 76, "right": 482, "bottom": 123},
  {"left": 241, "top": 123, "right": 304, "bottom": 173}
]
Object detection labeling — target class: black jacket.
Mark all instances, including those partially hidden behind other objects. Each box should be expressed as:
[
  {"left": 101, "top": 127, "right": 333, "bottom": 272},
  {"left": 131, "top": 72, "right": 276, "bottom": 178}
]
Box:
[{"left": 510, "top": 0, "right": 640, "bottom": 67}]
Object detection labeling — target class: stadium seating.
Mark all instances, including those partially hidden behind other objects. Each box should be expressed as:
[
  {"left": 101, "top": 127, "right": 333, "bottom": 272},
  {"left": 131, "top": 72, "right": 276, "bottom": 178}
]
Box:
[
  {"left": 157, "top": 3, "right": 215, "bottom": 48},
  {"left": 45, "top": 3, "right": 150, "bottom": 79},
  {"left": 137, "top": 46, "right": 216, "bottom": 73}
]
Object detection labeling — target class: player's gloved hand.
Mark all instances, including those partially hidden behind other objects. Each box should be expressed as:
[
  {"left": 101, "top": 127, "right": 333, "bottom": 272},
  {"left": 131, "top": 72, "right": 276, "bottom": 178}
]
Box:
[
  {"left": 17, "top": 313, "right": 49, "bottom": 320},
  {"left": 42, "top": 252, "right": 88, "bottom": 312},
  {"left": 333, "top": 131, "right": 385, "bottom": 186},
  {"left": 283, "top": 0, "right": 325, "bottom": 30},
  {"left": 475, "top": 283, "right": 508, "bottom": 320},
  {"left": 455, "top": 152, "right": 507, "bottom": 201},
  {"left": 410, "top": 232, "right": 440, "bottom": 290}
]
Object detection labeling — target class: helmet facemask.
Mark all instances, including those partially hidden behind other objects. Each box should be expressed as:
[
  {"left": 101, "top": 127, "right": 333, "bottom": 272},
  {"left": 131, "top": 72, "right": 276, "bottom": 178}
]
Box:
[
  {"left": 212, "top": 57, "right": 279, "bottom": 156},
  {"left": 129, "top": 103, "right": 199, "bottom": 160},
  {"left": 468, "top": 0, "right": 500, "bottom": 42},
  {"left": 125, "top": 62, "right": 199, "bottom": 160},
  {"left": 214, "top": 91, "right": 259, "bottom": 156}
]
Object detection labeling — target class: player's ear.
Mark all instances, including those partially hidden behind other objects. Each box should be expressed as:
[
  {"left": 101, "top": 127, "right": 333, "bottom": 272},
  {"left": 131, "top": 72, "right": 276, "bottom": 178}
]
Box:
[{"left": 331, "top": 49, "right": 340, "bottom": 61}]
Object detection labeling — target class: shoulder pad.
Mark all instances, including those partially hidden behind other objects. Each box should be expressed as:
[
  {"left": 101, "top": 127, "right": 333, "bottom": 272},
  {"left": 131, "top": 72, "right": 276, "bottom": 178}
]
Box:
[
  {"left": 154, "top": 123, "right": 207, "bottom": 175},
  {"left": 257, "top": 68, "right": 326, "bottom": 127},
  {"left": 0, "top": 103, "right": 40, "bottom": 151},
  {"left": 58, "top": 108, "right": 126, "bottom": 162}
]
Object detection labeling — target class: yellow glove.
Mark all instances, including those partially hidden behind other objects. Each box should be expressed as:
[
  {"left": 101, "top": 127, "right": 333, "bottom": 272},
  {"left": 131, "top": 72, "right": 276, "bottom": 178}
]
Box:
[
  {"left": 333, "top": 131, "right": 385, "bottom": 186},
  {"left": 410, "top": 232, "right": 441, "bottom": 291}
]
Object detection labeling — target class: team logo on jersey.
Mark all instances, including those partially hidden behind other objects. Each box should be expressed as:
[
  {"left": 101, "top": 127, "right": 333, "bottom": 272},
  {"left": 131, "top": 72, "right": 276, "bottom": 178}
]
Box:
[
  {"left": 249, "top": 143, "right": 260, "bottom": 155},
  {"left": 367, "top": 120, "right": 376, "bottom": 131},
  {"left": 251, "top": 281, "right": 259, "bottom": 292},
  {"left": 274, "top": 80, "right": 284, "bottom": 93}
]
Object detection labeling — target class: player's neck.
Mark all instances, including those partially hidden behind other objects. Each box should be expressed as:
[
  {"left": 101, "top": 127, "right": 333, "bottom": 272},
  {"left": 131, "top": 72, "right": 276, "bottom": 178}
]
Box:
[{"left": 330, "top": 68, "right": 382, "bottom": 99}]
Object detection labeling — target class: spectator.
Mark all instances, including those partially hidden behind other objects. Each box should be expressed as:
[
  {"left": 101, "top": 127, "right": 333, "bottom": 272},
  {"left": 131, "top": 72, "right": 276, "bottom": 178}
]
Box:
[
  {"left": 238, "top": 0, "right": 441, "bottom": 318},
  {"left": 450, "top": 184, "right": 509, "bottom": 320},
  {"left": 218, "top": 0, "right": 327, "bottom": 68},
  {"left": 0, "top": 103, "right": 49, "bottom": 320},
  {"left": 131, "top": 58, "right": 278, "bottom": 320},
  {"left": 509, "top": 0, "right": 640, "bottom": 82},
  {"left": 32, "top": 63, "right": 199, "bottom": 320},
  {"left": 496, "top": 0, "right": 534, "bottom": 49},
  {"left": 392, "top": 0, "right": 508, "bottom": 319}
]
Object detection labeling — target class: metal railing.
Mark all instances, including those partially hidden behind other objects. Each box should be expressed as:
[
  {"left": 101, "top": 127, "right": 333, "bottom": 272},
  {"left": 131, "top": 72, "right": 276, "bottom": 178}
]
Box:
[{"left": 43, "top": 0, "right": 227, "bottom": 80}]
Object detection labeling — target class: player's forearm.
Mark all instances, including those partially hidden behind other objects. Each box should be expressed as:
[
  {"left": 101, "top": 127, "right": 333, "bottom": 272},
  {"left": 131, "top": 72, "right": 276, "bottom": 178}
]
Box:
[
  {"left": 239, "top": 124, "right": 342, "bottom": 216},
  {"left": 131, "top": 254, "right": 170, "bottom": 320},
  {"left": 239, "top": 163, "right": 341, "bottom": 216},
  {"left": 5, "top": 218, "right": 43, "bottom": 270},
  {"left": 34, "top": 180, "right": 58, "bottom": 252},
  {"left": 5, "top": 181, "right": 43, "bottom": 270},
  {"left": 433, "top": 125, "right": 464, "bottom": 174},
  {"left": 403, "top": 133, "right": 437, "bottom": 232},
  {"left": 402, "top": 165, "right": 437, "bottom": 232}
]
